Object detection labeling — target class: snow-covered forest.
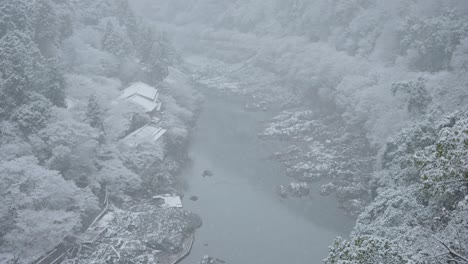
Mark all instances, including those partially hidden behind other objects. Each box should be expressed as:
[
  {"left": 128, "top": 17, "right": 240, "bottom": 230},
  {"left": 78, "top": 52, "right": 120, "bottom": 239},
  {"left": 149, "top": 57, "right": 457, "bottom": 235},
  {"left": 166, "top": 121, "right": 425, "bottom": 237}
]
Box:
[
  {"left": 1, "top": 0, "right": 467, "bottom": 263},
  {"left": 0, "top": 0, "right": 201, "bottom": 263},
  {"left": 134, "top": 1, "right": 468, "bottom": 263}
]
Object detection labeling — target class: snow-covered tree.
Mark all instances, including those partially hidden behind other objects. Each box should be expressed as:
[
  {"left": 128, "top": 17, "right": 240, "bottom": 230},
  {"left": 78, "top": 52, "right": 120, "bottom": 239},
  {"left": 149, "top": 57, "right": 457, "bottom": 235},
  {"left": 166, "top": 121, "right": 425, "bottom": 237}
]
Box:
[
  {"left": 32, "top": 0, "right": 59, "bottom": 56},
  {"left": 0, "top": 156, "right": 98, "bottom": 262},
  {"left": 0, "top": 29, "right": 66, "bottom": 117},
  {"left": 114, "top": 0, "right": 138, "bottom": 40},
  {"left": 325, "top": 236, "right": 410, "bottom": 264},
  {"left": 145, "top": 46, "right": 169, "bottom": 85},
  {"left": 136, "top": 26, "right": 171, "bottom": 83},
  {"left": 391, "top": 78, "right": 432, "bottom": 116},
  {"left": 34, "top": 112, "right": 100, "bottom": 185},
  {"left": 96, "top": 158, "right": 142, "bottom": 200},
  {"left": 86, "top": 94, "right": 105, "bottom": 132},
  {"left": 101, "top": 20, "right": 132, "bottom": 57},
  {"left": 451, "top": 37, "right": 468, "bottom": 72},
  {"left": 40, "top": 59, "right": 66, "bottom": 107},
  {"left": 400, "top": 12, "right": 468, "bottom": 72},
  {"left": 0, "top": 31, "right": 36, "bottom": 115},
  {"left": 137, "top": 26, "right": 157, "bottom": 62},
  {"left": 0, "top": 0, "right": 30, "bottom": 38},
  {"left": 415, "top": 111, "right": 468, "bottom": 209},
  {"left": 10, "top": 93, "right": 52, "bottom": 135}
]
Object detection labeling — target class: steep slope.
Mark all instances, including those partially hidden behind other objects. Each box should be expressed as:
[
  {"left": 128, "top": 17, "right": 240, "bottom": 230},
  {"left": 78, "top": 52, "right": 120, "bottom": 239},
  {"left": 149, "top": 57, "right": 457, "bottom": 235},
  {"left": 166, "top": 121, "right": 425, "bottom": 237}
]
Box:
[
  {"left": 0, "top": 0, "right": 201, "bottom": 262},
  {"left": 134, "top": 0, "right": 468, "bottom": 262}
]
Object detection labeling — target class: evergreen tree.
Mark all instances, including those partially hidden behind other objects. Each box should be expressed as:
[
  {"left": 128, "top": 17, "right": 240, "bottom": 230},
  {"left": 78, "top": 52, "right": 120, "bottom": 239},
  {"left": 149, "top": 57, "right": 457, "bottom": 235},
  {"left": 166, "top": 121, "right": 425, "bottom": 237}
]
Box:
[
  {"left": 146, "top": 43, "right": 169, "bottom": 85},
  {"left": 101, "top": 21, "right": 131, "bottom": 57},
  {"left": 57, "top": 12, "right": 74, "bottom": 42},
  {"left": 0, "top": 1, "right": 66, "bottom": 111},
  {"left": 0, "top": 31, "right": 36, "bottom": 117},
  {"left": 0, "top": 156, "right": 98, "bottom": 262},
  {"left": 0, "top": 30, "right": 66, "bottom": 115},
  {"left": 159, "top": 32, "right": 179, "bottom": 65},
  {"left": 33, "top": 0, "right": 59, "bottom": 56},
  {"left": 325, "top": 236, "right": 409, "bottom": 264},
  {"left": 114, "top": 0, "right": 138, "bottom": 41},
  {"left": 1, "top": 70, "right": 28, "bottom": 116},
  {"left": 86, "top": 94, "right": 104, "bottom": 132},
  {"left": 415, "top": 112, "right": 468, "bottom": 209},
  {"left": 10, "top": 93, "right": 52, "bottom": 135},
  {"left": 401, "top": 12, "right": 468, "bottom": 72},
  {"left": 135, "top": 26, "right": 172, "bottom": 84},
  {"left": 391, "top": 78, "right": 432, "bottom": 116},
  {"left": 137, "top": 26, "right": 156, "bottom": 62},
  {"left": 0, "top": 0, "right": 31, "bottom": 38},
  {"left": 40, "top": 59, "right": 66, "bottom": 107}
]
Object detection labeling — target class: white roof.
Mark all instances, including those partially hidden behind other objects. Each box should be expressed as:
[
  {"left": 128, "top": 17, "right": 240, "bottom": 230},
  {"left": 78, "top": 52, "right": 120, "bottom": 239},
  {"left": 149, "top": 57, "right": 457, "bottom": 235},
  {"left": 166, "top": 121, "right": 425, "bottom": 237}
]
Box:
[
  {"left": 120, "top": 82, "right": 158, "bottom": 101},
  {"left": 119, "top": 82, "right": 160, "bottom": 112},
  {"left": 128, "top": 95, "right": 158, "bottom": 112},
  {"left": 153, "top": 195, "right": 183, "bottom": 208},
  {"left": 121, "top": 123, "right": 166, "bottom": 147}
]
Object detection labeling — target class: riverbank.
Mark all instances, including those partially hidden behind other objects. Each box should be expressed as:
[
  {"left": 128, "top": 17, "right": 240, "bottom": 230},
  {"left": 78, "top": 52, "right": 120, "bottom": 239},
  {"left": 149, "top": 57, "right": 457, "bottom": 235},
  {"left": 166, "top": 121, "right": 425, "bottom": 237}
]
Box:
[
  {"left": 161, "top": 234, "right": 194, "bottom": 264},
  {"left": 178, "top": 85, "right": 353, "bottom": 264},
  {"left": 116, "top": 2, "right": 468, "bottom": 262},
  {"left": 27, "top": 64, "right": 204, "bottom": 264},
  {"left": 67, "top": 201, "right": 200, "bottom": 264},
  {"left": 182, "top": 54, "right": 375, "bottom": 216}
]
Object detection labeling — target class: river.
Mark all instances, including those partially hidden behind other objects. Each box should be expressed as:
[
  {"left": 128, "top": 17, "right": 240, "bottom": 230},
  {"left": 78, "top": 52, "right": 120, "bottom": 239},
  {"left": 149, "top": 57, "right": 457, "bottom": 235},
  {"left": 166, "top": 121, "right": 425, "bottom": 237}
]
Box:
[{"left": 180, "top": 89, "right": 353, "bottom": 264}]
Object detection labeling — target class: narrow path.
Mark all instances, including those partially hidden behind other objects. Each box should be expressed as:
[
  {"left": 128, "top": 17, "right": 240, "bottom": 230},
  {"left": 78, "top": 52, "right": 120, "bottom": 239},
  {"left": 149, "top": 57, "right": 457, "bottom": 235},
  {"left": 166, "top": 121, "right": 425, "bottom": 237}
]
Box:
[{"left": 180, "top": 89, "right": 353, "bottom": 264}]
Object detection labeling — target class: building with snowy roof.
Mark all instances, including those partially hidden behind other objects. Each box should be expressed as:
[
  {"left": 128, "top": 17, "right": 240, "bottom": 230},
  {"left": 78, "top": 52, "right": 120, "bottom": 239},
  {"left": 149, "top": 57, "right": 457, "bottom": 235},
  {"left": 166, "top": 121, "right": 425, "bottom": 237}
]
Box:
[
  {"left": 120, "top": 123, "right": 166, "bottom": 148},
  {"left": 119, "top": 82, "right": 162, "bottom": 113},
  {"left": 153, "top": 194, "right": 183, "bottom": 208}
]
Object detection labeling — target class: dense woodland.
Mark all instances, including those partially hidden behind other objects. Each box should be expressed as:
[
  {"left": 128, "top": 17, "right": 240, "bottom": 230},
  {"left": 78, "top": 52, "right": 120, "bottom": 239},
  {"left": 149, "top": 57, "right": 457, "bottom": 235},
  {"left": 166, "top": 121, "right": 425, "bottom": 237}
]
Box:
[
  {"left": 1, "top": 0, "right": 468, "bottom": 263},
  {"left": 0, "top": 0, "right": 201, "bottom": 262},
  {"left": 135, "top": 0, "right": 468, "bottom": 263}
]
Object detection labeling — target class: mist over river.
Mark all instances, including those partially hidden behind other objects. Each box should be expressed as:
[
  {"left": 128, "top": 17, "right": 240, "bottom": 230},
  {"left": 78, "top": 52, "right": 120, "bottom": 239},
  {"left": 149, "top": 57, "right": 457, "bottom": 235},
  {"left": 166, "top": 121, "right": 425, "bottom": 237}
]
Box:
[{"left": 180, "top": 89, "right": 353, "bottom": 264}]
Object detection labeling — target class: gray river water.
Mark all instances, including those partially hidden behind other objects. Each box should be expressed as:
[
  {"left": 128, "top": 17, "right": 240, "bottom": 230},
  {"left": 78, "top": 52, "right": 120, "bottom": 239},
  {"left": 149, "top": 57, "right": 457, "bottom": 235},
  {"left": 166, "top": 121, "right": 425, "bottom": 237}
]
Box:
[{"left": 180, "top": 90, "right": 353, "bottom": 264}]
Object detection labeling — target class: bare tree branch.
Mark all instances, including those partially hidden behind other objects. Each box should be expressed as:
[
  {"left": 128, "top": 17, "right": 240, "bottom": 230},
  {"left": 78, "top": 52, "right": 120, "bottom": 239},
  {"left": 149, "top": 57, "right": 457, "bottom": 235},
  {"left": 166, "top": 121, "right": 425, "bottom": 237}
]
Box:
[
  {"left": 435, "top": 179, "right": 468, "bottom": 186},
  {"left": 434, "top": 236, "right": 468, "bottom": 263}
]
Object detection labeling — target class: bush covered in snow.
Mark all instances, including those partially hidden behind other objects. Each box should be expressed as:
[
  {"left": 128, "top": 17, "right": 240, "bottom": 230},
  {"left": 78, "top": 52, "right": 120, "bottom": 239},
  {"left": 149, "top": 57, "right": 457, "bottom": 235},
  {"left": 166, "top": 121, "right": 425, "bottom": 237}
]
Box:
[{"left": 0, "top": 0, "right": 197, "bottom": 262}]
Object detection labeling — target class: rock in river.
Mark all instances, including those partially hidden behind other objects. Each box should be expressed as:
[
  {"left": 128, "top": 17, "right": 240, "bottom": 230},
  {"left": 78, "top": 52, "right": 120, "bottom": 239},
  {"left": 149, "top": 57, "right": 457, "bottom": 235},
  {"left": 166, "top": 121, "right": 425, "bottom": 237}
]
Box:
[{"left": 202, "top": 170, "right": 214, "bottom": 177}]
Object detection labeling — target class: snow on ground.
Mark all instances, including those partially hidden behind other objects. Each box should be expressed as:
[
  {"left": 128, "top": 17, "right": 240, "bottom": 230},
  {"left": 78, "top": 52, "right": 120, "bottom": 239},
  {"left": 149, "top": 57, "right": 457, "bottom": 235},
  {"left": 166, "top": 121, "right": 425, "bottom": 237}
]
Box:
[
  {"left": 154, "top": 195, "right": 183, "bottom": 208},
  {"left": 73, "top": 201, "right": 200, "bottom": 263},
  {"left": 185, "top": 55, "right": 298, "bottom": 110}
]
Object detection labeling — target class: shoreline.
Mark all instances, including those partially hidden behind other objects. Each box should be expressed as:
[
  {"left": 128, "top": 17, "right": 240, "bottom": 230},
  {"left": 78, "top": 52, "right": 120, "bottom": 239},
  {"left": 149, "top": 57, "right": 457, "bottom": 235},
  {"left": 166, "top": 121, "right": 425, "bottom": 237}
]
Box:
[
  {"left": 161, "top": 234, "right": 195, "bottom": 264},
  {"left": 176, "top": 82, "right": 353, "bottom": 263}
]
